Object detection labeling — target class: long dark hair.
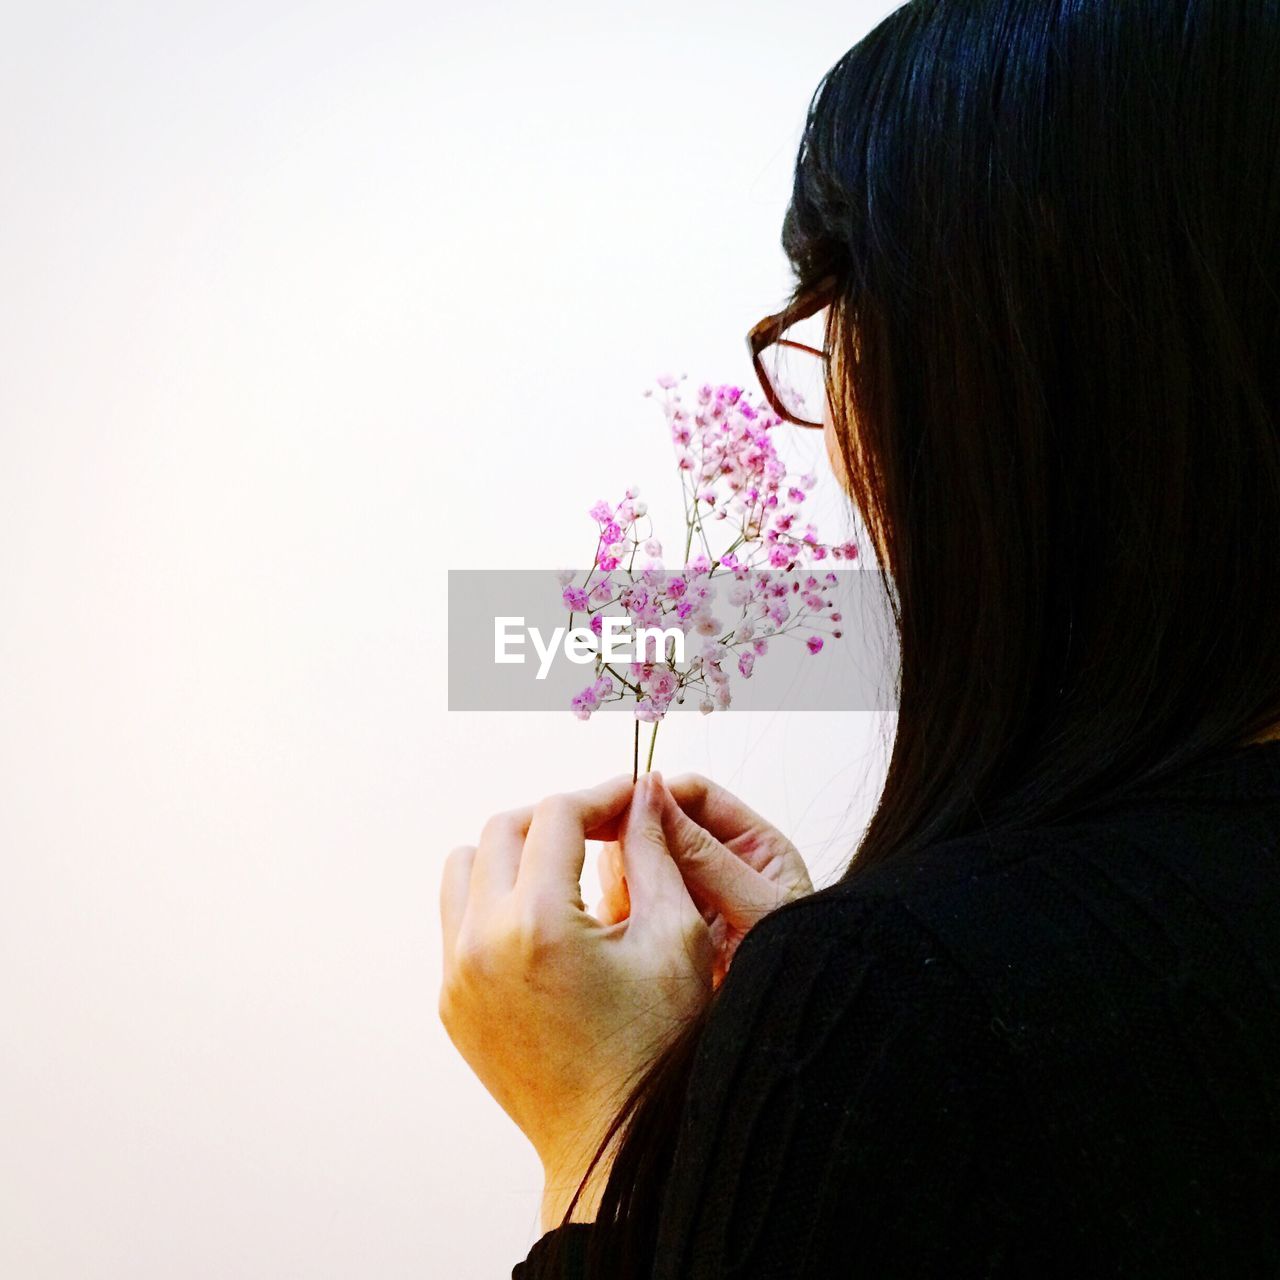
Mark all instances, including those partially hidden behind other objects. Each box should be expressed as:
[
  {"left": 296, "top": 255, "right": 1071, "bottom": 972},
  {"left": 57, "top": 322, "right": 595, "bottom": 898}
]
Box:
[{"left": 550, "top": 1, "right": 1280, "bottom": 1271}]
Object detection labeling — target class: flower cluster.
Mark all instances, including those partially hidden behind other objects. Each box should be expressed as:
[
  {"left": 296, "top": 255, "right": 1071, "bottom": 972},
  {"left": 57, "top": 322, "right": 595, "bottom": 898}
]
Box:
[{"left": 561, "top": 375, "right": 857, "bottom": 772}]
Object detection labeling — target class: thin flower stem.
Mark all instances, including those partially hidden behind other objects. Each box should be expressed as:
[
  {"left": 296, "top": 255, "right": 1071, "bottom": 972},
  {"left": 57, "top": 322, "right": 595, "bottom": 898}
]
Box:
[
  {"left": 682, "top": 473, "right": 695, "bottom": 561},
  {"left": 694, "top": 500, "right": 714, "bottom": 560},
  {"left": 580, "top": 534, "right": 604, "bottom": 591},
  {"left": 645, "top": 721, "right": 659, "bottom": 773},
  {"left": 601, "top": 663, "right": 642, "bottom": 695},
  {"left": 632, "top": 719, "right": 640, "bottom": 784}
]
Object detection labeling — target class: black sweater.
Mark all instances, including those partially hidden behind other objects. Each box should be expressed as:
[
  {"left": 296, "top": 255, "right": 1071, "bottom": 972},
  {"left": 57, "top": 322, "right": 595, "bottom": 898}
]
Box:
[{"left": 513, "top": 741, "right": 1280, "bottom": 1278}]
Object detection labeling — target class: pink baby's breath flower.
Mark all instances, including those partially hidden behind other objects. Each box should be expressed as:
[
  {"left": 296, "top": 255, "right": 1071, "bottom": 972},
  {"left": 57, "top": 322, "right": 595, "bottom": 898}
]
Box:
[
  {"left": 564, "top": 377, "right": 848, "bottom": 772},
  {"left": 571, "top": 685, "right": 600, "bottom": 720},
  {"left": 643, "top": 669, "right": 678, "bottom": 702}
]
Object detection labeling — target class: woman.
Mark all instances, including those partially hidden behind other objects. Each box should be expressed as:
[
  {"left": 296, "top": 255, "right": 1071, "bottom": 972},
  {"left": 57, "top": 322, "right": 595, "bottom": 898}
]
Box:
[{"left": 440, "top": 1, "right": 1280, "bottom": 1275}]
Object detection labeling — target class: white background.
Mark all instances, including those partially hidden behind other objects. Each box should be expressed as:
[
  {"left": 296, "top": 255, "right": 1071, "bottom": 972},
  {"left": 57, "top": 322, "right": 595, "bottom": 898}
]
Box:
[{"left": 0, "top": 3, "right": 898, "bottom": 1275}]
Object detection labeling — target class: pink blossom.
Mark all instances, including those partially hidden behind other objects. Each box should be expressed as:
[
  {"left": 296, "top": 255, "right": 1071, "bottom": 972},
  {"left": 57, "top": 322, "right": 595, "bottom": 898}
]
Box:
[
  {"left": 642, "top": 669, "right": 678, "bottom": 702},
  {"left": 564, "top": 378, "right": 848, "bottom": 760}
]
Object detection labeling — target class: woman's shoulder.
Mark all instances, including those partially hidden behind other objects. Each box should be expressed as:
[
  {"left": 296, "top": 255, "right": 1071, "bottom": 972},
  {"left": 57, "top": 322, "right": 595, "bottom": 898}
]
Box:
[
  {"left": 727, "top": 770, "right": 1280, "bottom": 1051},
  {"left": 763, "top": 741, "right": 1280, "bottom": 947},
  {"left": 657, "top": 769, "right": 1280, "bottom": 1280}
]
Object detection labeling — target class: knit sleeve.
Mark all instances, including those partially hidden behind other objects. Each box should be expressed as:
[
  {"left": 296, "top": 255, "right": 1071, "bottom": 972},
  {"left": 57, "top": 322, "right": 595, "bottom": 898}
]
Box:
[{"left": 514, "top": 887, "right": 1016, "bottom": 1279}]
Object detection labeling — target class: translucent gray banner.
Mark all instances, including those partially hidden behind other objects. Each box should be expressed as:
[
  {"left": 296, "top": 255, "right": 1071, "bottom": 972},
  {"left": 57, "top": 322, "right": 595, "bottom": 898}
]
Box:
[{"left": 447, "top": 569, "right": 899, "bottom": 713}]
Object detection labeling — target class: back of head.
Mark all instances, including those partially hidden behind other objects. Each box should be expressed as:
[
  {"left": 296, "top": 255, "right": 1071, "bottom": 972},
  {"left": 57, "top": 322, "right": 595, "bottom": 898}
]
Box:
[
  {"left": 567, "top": 8, "right": 1280, "bottom": 1271},
  {"left": 782, "top": 0, "right": 1280, "bottom": 860}
]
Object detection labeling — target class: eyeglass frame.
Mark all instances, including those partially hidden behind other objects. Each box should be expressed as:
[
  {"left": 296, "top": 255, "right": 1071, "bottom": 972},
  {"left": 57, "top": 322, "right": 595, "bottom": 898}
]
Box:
[{"left": 746, "top": 273, "right": 841, "bottom": 429}]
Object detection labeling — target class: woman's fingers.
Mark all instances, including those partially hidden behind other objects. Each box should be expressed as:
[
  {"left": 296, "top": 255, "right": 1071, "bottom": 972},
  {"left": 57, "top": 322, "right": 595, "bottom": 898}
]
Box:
[
  {"left": 440, "top": 844, "right": 477, "bottom": 968},
  {"left": 596, "top": 841, "right": 631, "bottom": 924},
  {"left": 516, "top": 774, "right": 635, "bottom": 904},
  {"left": 656, "top": 779, "right": 791, "bottom": 930},
  {"left": 617, "top": 773, "right": 704, "bottom": 929},
  {"left": 469, "top": 807, "right": 531, "bottom": 905},
  {"left": 664, "top": 771, "right": 777, "bottom": 842}
]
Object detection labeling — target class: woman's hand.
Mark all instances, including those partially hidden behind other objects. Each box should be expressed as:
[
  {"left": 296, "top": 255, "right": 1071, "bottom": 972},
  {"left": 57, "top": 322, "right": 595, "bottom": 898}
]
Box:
[
  {"left": 438, "top": 772, "right": 714, "bottom": 1230},
  {"left": 595, "top": 773, "right": 814, "bottom": 988}
]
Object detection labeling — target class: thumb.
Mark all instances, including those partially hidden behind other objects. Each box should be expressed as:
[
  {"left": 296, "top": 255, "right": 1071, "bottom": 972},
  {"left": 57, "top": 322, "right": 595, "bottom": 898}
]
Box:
[
  {"left": 656, "top": 779, "right": 784, "bottom": 931},
  {"left": 618, "top": 772, "right": 696, "bottom": 920}
]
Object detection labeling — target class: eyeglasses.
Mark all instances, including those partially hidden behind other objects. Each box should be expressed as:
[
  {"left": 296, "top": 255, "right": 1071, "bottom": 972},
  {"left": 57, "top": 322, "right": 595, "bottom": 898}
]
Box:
[{"left": 746, "top": 274, "right": 839, "bottom": 429}]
